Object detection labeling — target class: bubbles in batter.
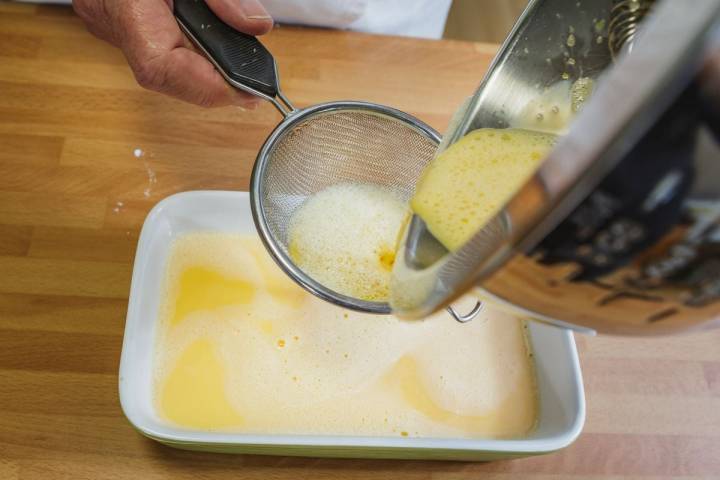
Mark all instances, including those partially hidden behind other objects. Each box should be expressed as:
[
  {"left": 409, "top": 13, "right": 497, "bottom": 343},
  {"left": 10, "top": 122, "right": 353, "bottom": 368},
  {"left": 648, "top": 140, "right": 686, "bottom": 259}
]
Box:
[
  {"left": 153, "top": 233, "right": 539, "bottom": 438},
  {"left": 287, "top": 183, "right": 408, "bottom": 302}
]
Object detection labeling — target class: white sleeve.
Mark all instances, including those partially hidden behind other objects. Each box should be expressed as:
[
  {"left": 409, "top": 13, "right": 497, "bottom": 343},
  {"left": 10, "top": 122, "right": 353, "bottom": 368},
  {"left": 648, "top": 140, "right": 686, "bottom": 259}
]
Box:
[
  {"left": 349, "top": 0, "right": 453, "bottom": 39},
  {"left": 16, "top": 0, "right": 452, "bottom": 39},
  {"left": 261, "top": 0, "right": 368, "bottom": 30},
  {"left": 263, "top": 0, "right": 452, "bottom": 39}
]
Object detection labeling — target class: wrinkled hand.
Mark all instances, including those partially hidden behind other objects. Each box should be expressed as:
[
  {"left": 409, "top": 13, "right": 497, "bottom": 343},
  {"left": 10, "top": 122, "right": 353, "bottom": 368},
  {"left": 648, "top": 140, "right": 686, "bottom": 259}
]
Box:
[{"left": 73, "top": 0, "right": 273, "bottom": 107}]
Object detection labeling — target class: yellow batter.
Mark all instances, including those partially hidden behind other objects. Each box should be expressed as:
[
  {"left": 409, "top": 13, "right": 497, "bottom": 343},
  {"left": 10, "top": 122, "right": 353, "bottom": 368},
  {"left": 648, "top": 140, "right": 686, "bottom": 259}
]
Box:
[
  {"left": 154, "top": 233, "right": 537, "bottom": 438},
  {"left": 411, "top": 128, "right": 557, "bottom": 251}
]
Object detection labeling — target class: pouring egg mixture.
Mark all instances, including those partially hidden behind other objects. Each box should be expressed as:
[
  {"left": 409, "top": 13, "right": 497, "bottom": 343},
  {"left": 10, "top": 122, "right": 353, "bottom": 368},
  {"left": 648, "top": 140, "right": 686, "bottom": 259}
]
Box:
[
  {"left": 411, "top": 128, "right": 556, "bottom": 252},
  {"left": 287, "top": 128, "right": 556, "bottom": 301},
  {"left": 153, "top": 127, "right": 554, "bottom": 437},
  {"left": 154, "top": 233, "right": 537, "bottom": 437}
]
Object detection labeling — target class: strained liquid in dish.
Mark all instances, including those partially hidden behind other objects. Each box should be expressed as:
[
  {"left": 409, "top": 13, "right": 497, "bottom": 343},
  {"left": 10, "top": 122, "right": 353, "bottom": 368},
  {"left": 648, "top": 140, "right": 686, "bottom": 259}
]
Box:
[{"left": 153, "top": 233, "right": 538, "bottom": 438}]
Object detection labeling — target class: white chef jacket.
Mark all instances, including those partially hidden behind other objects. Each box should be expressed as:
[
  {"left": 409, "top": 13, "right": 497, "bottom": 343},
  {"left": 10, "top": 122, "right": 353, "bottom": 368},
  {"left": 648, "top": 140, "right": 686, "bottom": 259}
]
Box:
[{"left": 17, "top": 0, "right": 453, "bottom": 39}]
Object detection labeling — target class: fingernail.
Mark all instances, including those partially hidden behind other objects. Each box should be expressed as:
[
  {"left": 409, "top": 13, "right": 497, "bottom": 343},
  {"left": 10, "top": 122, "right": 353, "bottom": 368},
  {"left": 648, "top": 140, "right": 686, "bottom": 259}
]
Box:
[{"left": 241, "top": 0, "right": 271, "bottom": 20}]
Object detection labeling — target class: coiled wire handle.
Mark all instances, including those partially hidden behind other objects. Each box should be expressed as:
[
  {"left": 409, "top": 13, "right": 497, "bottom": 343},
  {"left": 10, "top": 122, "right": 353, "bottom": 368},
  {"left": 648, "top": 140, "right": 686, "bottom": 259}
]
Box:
[{"left": 608, "top": 0, "right": 655, "bottom": 60}]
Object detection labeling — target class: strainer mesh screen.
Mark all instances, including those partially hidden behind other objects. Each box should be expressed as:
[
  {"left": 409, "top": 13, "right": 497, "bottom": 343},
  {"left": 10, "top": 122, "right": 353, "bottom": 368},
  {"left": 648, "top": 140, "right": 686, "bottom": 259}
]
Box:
[{"left": 259, "top": 108, "right": 439, "bottom": 251}]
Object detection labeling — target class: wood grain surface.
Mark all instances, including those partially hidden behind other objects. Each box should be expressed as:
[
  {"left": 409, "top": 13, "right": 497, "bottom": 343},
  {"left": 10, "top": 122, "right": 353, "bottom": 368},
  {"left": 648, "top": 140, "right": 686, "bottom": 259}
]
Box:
[{"left": 1, "top": 3, "right": 719, "bottom": 479}]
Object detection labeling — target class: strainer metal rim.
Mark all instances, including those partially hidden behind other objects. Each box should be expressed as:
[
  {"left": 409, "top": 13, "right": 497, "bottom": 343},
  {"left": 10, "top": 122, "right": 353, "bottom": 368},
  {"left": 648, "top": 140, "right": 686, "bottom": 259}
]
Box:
[{"left": 249, "top": 100, "right": 441, "bottom": 314}]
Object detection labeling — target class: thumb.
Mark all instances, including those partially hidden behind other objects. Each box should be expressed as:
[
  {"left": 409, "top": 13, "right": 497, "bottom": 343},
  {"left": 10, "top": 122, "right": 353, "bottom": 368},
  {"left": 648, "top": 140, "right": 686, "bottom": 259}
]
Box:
[{"left": 205, "top": 0, "right": 273, "bottom": 36}]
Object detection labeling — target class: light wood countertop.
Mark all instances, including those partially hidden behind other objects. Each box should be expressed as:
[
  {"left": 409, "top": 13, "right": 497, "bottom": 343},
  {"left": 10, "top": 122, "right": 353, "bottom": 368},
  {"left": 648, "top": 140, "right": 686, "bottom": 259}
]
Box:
[{"left": 1, "top": 3, "right": 719, "bottom": 478}]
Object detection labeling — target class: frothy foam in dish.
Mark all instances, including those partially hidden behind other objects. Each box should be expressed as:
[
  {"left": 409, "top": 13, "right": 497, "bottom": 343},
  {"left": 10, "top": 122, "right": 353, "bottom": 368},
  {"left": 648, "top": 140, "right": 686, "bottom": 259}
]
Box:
[
  {"left": 287, "top": 183, "right": 407, "bottom": 302},
  {"left": 154, "top": 233, "right": 538, "bottom": 438}
]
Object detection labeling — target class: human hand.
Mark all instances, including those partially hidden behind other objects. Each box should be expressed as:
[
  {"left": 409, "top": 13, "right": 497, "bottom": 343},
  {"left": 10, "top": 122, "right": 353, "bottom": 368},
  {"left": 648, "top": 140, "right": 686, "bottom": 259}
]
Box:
[{"left": 73, "top": 0, "right": 273, "bottom": 107}]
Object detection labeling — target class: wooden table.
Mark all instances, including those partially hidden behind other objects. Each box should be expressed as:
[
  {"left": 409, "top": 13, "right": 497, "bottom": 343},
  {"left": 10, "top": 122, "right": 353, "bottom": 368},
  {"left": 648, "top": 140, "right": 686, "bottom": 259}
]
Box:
[{"left": 1, "top": 3, "right": 719, "bottom": 479}]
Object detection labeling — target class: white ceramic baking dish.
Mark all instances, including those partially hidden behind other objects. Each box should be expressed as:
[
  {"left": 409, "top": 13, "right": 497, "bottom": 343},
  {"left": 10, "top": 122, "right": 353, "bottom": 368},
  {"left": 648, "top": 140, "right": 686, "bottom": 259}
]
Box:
[{"left": 119, "top": 190, "right": 585, "bottom": 461}]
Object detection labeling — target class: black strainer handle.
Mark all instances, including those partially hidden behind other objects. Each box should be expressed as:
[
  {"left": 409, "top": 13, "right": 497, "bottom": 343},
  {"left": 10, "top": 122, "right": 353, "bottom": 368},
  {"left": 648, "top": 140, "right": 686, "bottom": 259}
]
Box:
[{"left": 174, "top": 0, "right": 282, "bottom": 101}]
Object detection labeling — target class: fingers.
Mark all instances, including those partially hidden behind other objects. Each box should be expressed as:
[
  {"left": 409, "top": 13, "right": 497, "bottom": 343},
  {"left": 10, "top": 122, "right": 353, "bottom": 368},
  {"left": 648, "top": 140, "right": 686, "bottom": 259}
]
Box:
[
  {"left": 72, "top": 0, "right": 122, "bottom": 46},
  {"left": 205, "top": 0, "right": 273, "bottom": 36},
  {"left": 117, "top": 0, "right": 261, "bottom": 108},
  {"left": 130, "top": 47, "right": 262, "bottom": 108},
  {"left": 75, "top": 0, "right": 270, "bottom": 108}
]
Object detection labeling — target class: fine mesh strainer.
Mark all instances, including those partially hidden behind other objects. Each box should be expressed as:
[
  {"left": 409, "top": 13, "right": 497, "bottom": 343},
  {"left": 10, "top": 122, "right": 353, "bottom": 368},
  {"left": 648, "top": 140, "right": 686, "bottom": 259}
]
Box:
[
  {"left": 252, "top": 104, "right": 440, "bottom": 314},
  {"left": 174, "top": 0, "right": 483, "bottom": 319}
]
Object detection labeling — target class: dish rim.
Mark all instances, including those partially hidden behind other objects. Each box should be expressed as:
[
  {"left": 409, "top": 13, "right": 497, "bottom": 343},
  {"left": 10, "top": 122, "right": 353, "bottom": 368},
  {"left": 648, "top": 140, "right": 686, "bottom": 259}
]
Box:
[{"left": 119, "top": 190, "right": 585, "bottom": 455}]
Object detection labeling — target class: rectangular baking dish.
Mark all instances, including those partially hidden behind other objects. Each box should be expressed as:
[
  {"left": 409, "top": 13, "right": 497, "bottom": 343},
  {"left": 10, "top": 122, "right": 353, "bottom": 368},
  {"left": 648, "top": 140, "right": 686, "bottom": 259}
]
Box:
[{"left": 119, "top": 190, "right": 585, "bottom": 461}]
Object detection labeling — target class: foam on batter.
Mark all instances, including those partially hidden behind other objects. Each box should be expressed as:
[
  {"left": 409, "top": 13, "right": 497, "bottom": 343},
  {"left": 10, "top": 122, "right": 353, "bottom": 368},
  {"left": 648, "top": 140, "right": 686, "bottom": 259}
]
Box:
[
  {"left": 154, "top": 233, "right": 538, "bottom": 438},
  {"left": 287, "top": 183, "right": 407, "bottom": 302}
]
